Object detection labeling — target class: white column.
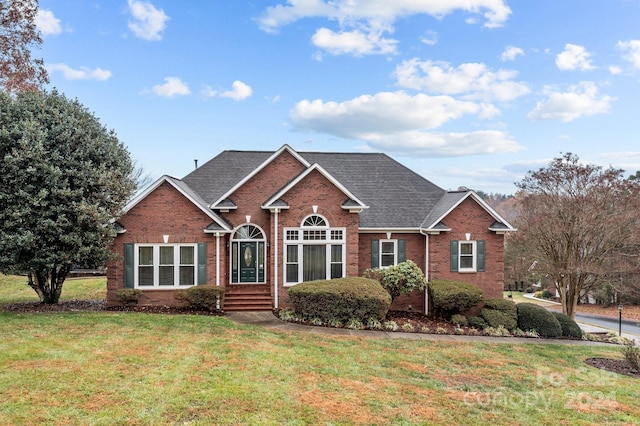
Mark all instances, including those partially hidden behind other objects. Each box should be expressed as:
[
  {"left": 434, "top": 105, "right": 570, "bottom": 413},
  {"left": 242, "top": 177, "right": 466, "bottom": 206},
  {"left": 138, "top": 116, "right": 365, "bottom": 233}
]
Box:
[{"left": 273, "top": 208, "right": 279, "bottom": 309}]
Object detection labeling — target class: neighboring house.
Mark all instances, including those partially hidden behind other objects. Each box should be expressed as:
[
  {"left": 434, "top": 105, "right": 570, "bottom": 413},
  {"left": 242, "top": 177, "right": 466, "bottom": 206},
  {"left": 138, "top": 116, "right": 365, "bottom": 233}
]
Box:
[{"left": 107, "top": 145, "right": 515, "bottom": 312}]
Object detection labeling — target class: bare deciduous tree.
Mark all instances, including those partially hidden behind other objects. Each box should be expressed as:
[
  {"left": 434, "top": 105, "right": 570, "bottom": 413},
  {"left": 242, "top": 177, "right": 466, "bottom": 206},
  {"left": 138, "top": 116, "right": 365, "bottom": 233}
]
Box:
[
  {"left": 0, "top": 0, "right": 48, "bottom": 92},
  {"left": 513, "top": 153, "right": 640, "bottom": 318}
]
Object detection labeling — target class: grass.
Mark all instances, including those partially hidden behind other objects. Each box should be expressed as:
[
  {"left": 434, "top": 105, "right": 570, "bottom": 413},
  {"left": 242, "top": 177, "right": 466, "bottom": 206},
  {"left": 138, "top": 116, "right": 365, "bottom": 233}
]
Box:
[
  {"left": 0, "top": 274, "right": 106, "bottom": 304},
  {"left": 1, "top": 275, "right": 639, "bottom": 425}
]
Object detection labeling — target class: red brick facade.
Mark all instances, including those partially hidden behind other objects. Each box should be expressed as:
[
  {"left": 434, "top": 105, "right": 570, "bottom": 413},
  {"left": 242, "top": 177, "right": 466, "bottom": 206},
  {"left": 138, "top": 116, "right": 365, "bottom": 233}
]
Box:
[{"left": 107, "top": 149, "right": 510, "bottom": 312}]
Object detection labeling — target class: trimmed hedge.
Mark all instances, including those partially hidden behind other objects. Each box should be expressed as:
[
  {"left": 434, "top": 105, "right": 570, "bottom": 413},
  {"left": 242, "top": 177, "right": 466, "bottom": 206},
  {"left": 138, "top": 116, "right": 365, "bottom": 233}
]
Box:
[
  {"left": 481, "top": 308, "right": 517, "bottom": 331},
  {"left": 468, "top": 316, "right": 487, "bottom": 329},
  {"left": 175, "top": 286, "right": 225, "bottom": 312},
  {"left": 516, "top": 303, "right": 562, "bottom": 338},
  {"left": 428, "top": 279, "right": 483, "bottom": 319},
  {"left": 481, "top": 298, "right": 518, "bottom": 331},
  {"left": 551, "top": 311, "right": 583, "bottom": 339},
  {"left": 287, "top": 277, "right": 391, "bottom": 323}
]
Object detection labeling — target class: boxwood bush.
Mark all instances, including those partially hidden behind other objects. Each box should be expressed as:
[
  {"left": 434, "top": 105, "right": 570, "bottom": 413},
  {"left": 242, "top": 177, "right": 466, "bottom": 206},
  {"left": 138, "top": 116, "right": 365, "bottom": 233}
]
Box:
[
  {"left": 428, "top": 279, "right": 483, "bottom": 319},
  {"left": 287, "top": 277, "right": 391, "bottom": 323},
  {"left": 516, "top": 302, "right": 562, "bottom": 338},
  {"left": 480, "top": 298, "right": 517, "bottom": 331},
  {"left": 174, "top": 286, "right": 225, "bottom": 312},
  {"left": 551, "top": 311, "right": 583, "bottom": 339}
]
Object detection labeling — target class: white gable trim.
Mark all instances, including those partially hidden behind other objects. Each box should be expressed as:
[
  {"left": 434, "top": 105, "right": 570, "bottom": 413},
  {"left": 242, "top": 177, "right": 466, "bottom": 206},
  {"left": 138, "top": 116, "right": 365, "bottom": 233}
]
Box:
[
  {"left": 210, "top": 144, "right": 311, "bottom": 209},
  {"left": 121, "top": 175, "right": 231, "bottom": 231},
  {"left": 422, "top": 191, "right": 515, "bottom": 232},
  {"left": 262, "top": 163, "right": 368, "bottom": 211}
]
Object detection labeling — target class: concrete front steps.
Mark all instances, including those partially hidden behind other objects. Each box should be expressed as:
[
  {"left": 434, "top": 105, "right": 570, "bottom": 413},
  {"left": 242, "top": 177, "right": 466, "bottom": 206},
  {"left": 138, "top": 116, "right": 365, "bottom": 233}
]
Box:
[{"left": 223, "top": 284, "right": 273, "bottom": 311}]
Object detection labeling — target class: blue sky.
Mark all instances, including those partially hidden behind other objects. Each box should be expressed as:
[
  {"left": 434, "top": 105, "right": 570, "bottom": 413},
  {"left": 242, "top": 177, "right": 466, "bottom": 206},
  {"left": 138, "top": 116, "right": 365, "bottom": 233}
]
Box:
[{"left": 35, "top": 0, "right": 640, "bottom": 194}]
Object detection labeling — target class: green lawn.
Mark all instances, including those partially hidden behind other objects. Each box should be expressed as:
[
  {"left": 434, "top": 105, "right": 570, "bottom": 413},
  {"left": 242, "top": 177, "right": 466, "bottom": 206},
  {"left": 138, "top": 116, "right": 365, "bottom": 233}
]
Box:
[{"left": 1, "top": 275, "right": 638, "bottom": 425}]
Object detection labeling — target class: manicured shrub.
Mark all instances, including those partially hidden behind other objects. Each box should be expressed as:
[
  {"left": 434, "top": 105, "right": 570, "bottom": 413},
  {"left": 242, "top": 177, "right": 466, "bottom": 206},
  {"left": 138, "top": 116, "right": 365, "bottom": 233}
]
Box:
[
  {"left": 428, "top": 279, "right": 483, "bottom": 319},
  {"left": 551, "top": 311, "right": 583, "bottom": 339},
  {"left": 484, "top": 298, "right": 517, "bottom": 313},
  {"left": 451, "top": 314, "right": 468, "bottom": 326},
  {"left": 481, "top": 298, "right": 517, "bottom": 331},
  {"left": 622, "top": 341, "right": 640, "bottom": 370},
  {"left": 115, "top": 288, "right": 143, "bottom": 305},
  {"left": 481, "top": 308, "right": 517, "bottom": 331},
  {"left": 174, "top": 286, "right": 225, "bottom": 312},
  {"left": 287, "top": 277, "right": 391, "bottom": 323},
  {"left": 363, "top": 260, "right": 427, "bottom": 302},
  {"left": 468, "top": 316, "right": 487, "bottom": 329},
  {"left": 516, "top": 303, "right": 562, "bottom": 338}
]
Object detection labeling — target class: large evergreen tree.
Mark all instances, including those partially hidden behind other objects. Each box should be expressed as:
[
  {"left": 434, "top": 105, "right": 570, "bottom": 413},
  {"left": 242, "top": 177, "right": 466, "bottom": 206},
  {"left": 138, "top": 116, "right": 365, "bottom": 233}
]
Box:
[{"left": 0, "top": 90, "right": 136, "bottom": 303}]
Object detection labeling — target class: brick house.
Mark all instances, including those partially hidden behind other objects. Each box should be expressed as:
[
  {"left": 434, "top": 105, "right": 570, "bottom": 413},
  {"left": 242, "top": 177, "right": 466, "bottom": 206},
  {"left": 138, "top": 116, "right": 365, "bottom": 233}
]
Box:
[{"left": 107, "top": 145, "right": 515, "bottom": 312}]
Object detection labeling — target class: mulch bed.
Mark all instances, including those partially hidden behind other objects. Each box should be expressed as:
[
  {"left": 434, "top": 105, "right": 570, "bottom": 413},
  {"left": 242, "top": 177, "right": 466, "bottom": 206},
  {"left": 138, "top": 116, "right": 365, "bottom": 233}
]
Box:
[{"left": 584, "top": 358, "right": 640, "bottom": 379}]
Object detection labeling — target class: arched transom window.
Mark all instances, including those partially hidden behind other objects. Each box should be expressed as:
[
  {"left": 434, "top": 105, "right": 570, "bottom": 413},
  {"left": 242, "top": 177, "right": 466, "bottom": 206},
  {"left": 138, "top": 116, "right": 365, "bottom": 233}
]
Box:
[
  {"left": 284, "top": 215, "right": 345, "bottom": 285},
  {"left": 231, "top": 224, "right": 266, "bottom": 284}
]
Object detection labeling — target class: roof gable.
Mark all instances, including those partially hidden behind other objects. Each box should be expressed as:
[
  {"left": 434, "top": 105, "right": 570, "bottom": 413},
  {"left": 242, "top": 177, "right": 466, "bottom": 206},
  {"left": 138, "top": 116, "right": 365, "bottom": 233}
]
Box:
[
  {"left": 262, "top": 163, "right": 368, "bottom": 212},
  {"left": 121, "top": 175, "right": 231, "bottom": 231},
  {"left": 421, "top": 190, "right": 515, "bottom": 233},
  {"left": 208, "top": 144, "right": 310, "bottom": 209}
]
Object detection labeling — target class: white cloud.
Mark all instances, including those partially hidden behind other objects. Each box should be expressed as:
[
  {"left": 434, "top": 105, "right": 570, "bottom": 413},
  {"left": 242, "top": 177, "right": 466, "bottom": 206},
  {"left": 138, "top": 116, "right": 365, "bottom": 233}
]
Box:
[
  {"left": 365, "top": 130, "right": 522, "bottom": 157},
  {"left": 47, "top": 63, "right": 111, "bottom": 81},
  {"left": 220, "top": 81, "right": 253, "bottom": 101},
  {"left": 152, "top": 77, "right": 190, "bottom": 97},
  {"left": 311, "top": 26, "right": 397, "bottom": 56},
  {"left": 257, "top": 1, "right": 511, "bottom": 32},
  {"left": 609, "top": 65, "right": 622, "bottom": 75},
  {"left": 127, "top": 0, "right": 169, "bottom": 41},
  {"left": 420, "top": 30, "right": 438, "bottom": 46},
  {"left": 527, "top": 81, "right": 614, "bottom": 122},
  {"left": 501, "top": 45, "right": 524, "bottom": 61},
  {"left": 35, "top": 9, "right": 62, "bottom": 36},
  {"left": 289, "top": 91, "right": 523, "bottom": 156},
  {"left": 393, "top": 59, "right": 530, "bottom": 102},
  {"left": 556, "top": 44, "right": 595, "bottom": 71},
  {"left": 257, "top": 1, "right": 510, "bottom": 56},
  {"left": 617, "top": 39, "right": 640, "bottom": 69}
]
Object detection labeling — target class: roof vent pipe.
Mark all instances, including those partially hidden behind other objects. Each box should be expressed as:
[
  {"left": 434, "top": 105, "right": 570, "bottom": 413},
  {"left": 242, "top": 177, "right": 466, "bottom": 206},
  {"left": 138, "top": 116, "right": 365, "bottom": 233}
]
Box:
[{"left": 194, "top": 159, "right": 198, "bottom": 169}]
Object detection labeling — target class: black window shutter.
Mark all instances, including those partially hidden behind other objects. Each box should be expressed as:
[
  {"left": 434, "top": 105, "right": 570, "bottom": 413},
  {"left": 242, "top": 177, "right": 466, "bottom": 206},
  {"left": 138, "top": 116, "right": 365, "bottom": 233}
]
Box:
[
  {"left": 124, "top": 243, "right": 134, "bottom": 288},
  {"left": 477, "top": 240, "right": 485, "bottom": 272},
  {"left": 450, "top": 240, "right": 459, "bottom": 272},
  {"left": 197, "top": 243, "right": 207, "bottom": 285},
  {"left": 398, "top": 239, "right": 406, "bottom": 263},
  {"left": 371, "top": 239, "right": 380, "bottom": 268}
]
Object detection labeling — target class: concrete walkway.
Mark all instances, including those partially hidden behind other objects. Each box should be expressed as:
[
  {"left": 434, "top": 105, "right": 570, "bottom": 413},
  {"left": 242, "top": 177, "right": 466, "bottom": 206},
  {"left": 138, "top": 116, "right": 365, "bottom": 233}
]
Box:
[{"left": 225, "top": 311, "right": 613, "bottom": 346}]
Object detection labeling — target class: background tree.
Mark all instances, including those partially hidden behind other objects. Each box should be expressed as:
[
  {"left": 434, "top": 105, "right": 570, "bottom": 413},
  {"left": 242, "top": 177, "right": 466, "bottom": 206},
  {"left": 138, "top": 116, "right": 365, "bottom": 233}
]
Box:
[
  {"left": 0, "top": 0, "right": 48, "bottom": 92},
  {"left": 513, "top": 153, "right": 640, "bottom": 318},
  {"left": 0, "top": 90, "right": 136, "bottom": 303}
]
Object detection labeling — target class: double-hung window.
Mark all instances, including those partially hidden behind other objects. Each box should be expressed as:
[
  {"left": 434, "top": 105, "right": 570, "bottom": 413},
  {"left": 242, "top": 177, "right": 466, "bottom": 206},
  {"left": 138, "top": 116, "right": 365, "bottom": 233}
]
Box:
[
  {"left": 371, "top": 239, "right": 406, "bottom": 268},
  {"left": 284, "top": 215, "right": 345, "bottom": 285},
  {"left": 450, "top": 240, "right": 485, "bottom": 273},
  {"left": 133, "top": 244, "right": 198, "bottom": 287}
]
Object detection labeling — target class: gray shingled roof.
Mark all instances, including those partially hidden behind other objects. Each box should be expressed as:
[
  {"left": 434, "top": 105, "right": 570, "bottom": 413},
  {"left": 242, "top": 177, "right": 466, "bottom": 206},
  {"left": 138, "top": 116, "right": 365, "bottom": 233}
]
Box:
[
  {"left": 182, "top": 149, "right": 446, "bottom": 229},
  {"left": 299, "top": 152, "right": 445, "bottom": 228},
  {"left": 420, "top": 191, "right": 469, "bottom": 229}
]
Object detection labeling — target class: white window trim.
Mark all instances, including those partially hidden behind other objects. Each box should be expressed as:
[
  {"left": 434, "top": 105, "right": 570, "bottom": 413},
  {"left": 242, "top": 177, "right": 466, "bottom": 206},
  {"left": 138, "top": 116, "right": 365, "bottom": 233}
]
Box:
[
  {"left": 133, "top": 243, "right": 198, "bottom": 288},
  {"left": 458, "top": 240, "right": 477, "bottom": 273},
  {"left": 283, "top": 218, "right": 346, "bottom": 286},
  {"left": 379, "top": 239, "right": 398, "bottom": 269}
]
